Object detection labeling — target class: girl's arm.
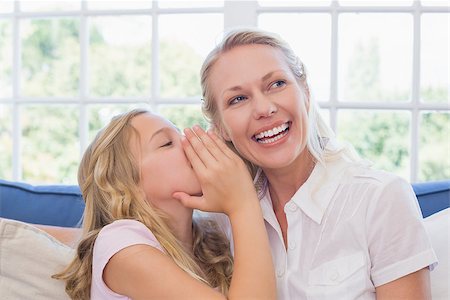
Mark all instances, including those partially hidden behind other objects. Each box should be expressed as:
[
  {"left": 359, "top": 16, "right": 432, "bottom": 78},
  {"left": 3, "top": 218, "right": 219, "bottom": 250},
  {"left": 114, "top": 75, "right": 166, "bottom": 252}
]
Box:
[
  {"left": 177, "top": 126, "right": 276, "bottom": 299},
  {"left": 103, "top": 126, "right": 276, "bottom": 300}
]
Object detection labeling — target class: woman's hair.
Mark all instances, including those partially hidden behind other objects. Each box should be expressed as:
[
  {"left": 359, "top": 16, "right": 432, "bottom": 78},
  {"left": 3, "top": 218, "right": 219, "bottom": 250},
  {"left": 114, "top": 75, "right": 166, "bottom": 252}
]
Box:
[
  {"left": 53, "top": 109, "right": 233, "bottom": 299},
  {"left": 200, "top": 28, "right": 361, "bottom": 178}
]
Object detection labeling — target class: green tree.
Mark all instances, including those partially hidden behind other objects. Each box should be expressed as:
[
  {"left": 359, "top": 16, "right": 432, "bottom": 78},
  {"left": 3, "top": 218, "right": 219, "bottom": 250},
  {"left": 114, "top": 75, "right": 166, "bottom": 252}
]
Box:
[
  {"left": 419, "top": 112, "right": 450, "bottom": 181},
  {"left": 160, "top": 40, "right": 202, "bottom": 98},
  {"left": 346, "top": 38, "right": 381, "bottom": 101},
  {"left": 0, "top": 106, "right": 12, "bottom": 179},
  {"left": 342, "top": 38, "right": 449, "bottom": 181},
  {"left": 21, "top": 105, "right": 79, "bottom": 183},
  {"left": 21, "top": 19, "right": 80, "bottom": 96}
]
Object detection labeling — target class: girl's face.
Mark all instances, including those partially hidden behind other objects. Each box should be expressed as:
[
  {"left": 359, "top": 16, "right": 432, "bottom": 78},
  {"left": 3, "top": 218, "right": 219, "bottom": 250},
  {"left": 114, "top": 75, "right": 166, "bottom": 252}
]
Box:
[
  {"left": 209, "top": 44, "right": 310, "bottom": 170},
  {"left": 129, "top": 113, "right": 201, "bottom": 214}
]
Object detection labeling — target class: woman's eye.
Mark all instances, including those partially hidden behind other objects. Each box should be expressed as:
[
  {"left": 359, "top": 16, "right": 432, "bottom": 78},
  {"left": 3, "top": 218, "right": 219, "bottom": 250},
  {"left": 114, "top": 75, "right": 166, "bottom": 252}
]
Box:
[
  {"left": 160, "top": 141, "right": 172, "bottom": 148},
  {"left": 270, "top": 80, "right": 286, "bottom": 89},
  {"left": 229, "top": 95, "right": 247, "bottom": 105}
]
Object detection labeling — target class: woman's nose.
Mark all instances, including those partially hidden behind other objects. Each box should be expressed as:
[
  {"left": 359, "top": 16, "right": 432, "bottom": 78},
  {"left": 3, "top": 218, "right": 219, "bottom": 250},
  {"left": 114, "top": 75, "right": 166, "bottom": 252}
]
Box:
[{"left": 252, "top": 94, "right": 277, "bottom": 119}]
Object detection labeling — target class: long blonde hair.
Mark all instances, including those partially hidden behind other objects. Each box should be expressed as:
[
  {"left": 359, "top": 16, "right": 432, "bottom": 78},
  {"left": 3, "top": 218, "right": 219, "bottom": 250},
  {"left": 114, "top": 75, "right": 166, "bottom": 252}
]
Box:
[
  {"left": 54, "top": 109, "right": 233, "bottom": 299},
  {"left": 201, "top": 28, "right": 361, "bottom": 179}
]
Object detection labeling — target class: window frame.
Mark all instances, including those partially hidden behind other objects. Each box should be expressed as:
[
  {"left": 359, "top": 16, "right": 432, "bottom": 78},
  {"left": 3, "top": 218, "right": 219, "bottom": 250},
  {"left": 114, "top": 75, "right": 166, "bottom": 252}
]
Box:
[{"left": 0, "top": 0, "right": 449, "bottom": 183}]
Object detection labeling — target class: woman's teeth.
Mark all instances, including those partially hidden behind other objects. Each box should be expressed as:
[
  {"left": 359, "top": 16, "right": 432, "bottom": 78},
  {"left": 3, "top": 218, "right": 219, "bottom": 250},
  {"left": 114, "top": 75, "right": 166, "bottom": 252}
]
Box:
[{"left": 254, "top": 123, "right": 289, "bottom": 144}]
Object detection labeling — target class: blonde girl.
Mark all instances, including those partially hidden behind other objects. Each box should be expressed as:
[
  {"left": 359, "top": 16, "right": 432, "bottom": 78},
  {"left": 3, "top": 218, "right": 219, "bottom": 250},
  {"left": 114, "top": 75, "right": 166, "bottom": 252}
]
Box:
[{"left": 54, "top": 109, "right": 275, "bottom": 300}]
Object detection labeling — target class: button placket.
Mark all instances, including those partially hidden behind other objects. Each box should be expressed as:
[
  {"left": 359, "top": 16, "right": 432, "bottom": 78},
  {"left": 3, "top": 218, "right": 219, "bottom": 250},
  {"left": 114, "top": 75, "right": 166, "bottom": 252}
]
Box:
[
  {"left": 328, "top": 269, "right": 339, "bottom": 282},
  {"left": 285, "top": 201, "right": 299, "bottom": 252},
  {"left": 277, "top": 268, "right": 285, "bottom": 278},
  {"left": 288, "top": 240, "right": 296, "bottom": 250}
]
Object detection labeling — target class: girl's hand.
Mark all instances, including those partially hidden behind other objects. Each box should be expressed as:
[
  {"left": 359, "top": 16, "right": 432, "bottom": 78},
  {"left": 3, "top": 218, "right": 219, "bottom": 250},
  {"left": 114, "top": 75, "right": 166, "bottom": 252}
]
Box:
[{"left": 173, "top": 126, "right": 257, "bottom": 216}]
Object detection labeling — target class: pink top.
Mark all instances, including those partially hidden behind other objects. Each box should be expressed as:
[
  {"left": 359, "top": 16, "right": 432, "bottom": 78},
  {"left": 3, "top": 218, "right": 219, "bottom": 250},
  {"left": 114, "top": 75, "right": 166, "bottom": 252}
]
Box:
[{"left": 90, "top": 219, "right": 165, "bottom": 300}]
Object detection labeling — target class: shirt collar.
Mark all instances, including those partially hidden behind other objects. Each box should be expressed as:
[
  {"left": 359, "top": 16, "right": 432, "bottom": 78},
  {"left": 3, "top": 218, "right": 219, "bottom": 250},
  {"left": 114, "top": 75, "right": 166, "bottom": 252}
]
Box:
[
  {"left": 256, "top": 157, "right": 351, "bottom": 225},
  {"left": 295, "top": 158, "right": 352, "bottom": 224}
]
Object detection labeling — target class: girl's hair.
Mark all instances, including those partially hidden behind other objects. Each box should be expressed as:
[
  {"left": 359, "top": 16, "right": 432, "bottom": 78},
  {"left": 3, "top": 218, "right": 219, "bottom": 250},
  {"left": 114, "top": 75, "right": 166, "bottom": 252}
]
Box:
[
  {"left": 53, "top": 109, "right": 233, "bottom": 299},
  {"left": 200, "top": 28, "right": 361, "bottom": 178}
]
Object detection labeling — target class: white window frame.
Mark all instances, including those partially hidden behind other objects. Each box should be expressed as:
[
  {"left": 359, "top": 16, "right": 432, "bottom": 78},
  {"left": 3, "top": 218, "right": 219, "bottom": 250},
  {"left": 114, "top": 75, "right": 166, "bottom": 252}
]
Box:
[{"left": 1, "top": 0, "right": 449, "bottom": 183}]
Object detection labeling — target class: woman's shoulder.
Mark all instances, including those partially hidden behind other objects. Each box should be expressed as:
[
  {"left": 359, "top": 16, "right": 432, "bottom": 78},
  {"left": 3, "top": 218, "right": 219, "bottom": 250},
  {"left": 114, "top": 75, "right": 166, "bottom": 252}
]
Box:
[{"left": 337, "top": 159, "right": 407, "bottom": 188}]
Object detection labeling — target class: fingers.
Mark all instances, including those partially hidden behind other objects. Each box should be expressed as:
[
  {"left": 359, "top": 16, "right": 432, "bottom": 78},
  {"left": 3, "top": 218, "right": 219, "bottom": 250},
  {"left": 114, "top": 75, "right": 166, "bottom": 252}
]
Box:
[
  {"left": 191, "top": 126, "right": 229, "bottom": 161},
  {"left": 172, "top": 192, "right": 207, "bottom": 211},
  {"left": 183, "top": 127, "right": 217, "bottom": 165},
  {"left": 181, "top": 135, "right": 207, "bottom": 173},
  {"left": 206, "top": 129, "right": 237, "bottom": 160},
  {"left": 184, "top": 126, "right": 227, "bottom": 166}
]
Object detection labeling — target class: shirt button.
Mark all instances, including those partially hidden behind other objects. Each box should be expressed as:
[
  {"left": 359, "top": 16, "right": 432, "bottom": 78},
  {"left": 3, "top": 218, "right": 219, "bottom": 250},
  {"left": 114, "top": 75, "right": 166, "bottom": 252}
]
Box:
[
  {"left": 328, "top": 269, "right": 339, "bottom": 282},
  {"left": 288, "top": 241, "right": 296, "bottom": 250},
  {"left": 277, "top": 269, "right": 285, "bottom": 277},
  {"left": 288, "top": 202, "right": 297, "bottom": 212}
]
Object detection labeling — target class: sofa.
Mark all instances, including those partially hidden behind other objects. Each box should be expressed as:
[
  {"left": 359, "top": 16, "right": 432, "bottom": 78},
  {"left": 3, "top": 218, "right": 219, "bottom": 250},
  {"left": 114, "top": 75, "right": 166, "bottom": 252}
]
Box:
[
  {"left": 0, "top": 178, "right": 449, "bottom": 299},
  {"left": 1, "top": 178, "right": 449, "bottom": 226}
]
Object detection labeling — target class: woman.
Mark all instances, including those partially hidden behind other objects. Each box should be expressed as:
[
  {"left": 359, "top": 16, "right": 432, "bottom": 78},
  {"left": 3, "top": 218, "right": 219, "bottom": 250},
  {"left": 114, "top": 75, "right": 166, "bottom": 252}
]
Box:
[
  {"left": 54, "top": 109, "right": 276, "bottom": 300},
  {"left": 198, "top": 28, "right": 437, "bottom": 299}
]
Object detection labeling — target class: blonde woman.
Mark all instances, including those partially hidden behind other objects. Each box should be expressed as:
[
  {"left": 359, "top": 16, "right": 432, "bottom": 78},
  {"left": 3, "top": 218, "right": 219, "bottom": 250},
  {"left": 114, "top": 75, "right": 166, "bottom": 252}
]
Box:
[
  {"left": 54, "top": 109, "right": 275, "bottom": 300},
  {"left": 198, "top": 28, "right": 437, "bottom": 299}
]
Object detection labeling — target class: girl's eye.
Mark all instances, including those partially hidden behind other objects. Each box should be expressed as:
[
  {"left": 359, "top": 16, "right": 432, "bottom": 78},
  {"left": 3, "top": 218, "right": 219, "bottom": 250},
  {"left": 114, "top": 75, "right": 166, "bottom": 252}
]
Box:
[
  {"left": 160, "top": 141, "right": 172, "bottom": 148},
  {"left": 270, "top": 80, "right": 286, "bottom": 89},
  {"left": 229, "top": 95, "right": 247, "bottom": 106}
]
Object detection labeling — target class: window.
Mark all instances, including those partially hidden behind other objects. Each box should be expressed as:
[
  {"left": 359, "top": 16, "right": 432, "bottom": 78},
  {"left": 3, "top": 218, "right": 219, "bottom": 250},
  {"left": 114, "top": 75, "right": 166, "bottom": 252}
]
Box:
[{"left": 0, "top": 0, "right": 448, "bottom": 184}]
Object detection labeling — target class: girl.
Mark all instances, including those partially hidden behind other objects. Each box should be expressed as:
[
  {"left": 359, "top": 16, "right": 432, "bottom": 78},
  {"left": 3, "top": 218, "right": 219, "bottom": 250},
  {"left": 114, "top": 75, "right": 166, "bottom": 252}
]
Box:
[
  {"left": 54, "top": 109, "right": 275, "bottom": 300},
  {"left": 198, "top": 28, "right": 437, "bottom": 299}
]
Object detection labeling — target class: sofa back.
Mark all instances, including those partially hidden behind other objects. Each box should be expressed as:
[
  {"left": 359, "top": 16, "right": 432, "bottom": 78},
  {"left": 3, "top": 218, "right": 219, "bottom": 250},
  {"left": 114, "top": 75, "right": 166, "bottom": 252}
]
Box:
[
  {"left": 1, "top": 178, "right": 449, "bottom": 227},
  {"left": 0, "top": 179, "right": 84, "bottom": 227}
]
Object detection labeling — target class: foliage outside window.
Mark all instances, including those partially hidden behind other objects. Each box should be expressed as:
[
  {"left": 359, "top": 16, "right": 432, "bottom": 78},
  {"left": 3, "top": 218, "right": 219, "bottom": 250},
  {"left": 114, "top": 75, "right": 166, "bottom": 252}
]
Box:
[{"left": 0, "top": 1, "right": 448, "bottom": 184}]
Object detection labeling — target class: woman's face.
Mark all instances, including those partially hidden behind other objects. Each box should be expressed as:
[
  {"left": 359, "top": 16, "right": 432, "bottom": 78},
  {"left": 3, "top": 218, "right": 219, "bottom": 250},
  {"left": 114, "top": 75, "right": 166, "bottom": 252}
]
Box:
[
  {"left": 129, "top": 113, "right": 201, "bottom": 213},
  {"left": 209, "top": 44, "right": 309, "bottom": 170}
]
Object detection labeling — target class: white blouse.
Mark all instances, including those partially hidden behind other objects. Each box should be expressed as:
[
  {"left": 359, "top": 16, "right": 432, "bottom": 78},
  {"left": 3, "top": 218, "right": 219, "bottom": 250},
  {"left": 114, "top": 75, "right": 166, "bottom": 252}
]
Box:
[{"left": 212, "top": 157, "right": 437, "bottom": 300}]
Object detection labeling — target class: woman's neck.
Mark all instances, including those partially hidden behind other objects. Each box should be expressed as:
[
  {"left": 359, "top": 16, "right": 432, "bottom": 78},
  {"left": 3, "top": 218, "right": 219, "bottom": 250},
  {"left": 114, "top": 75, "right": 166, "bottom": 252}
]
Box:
[{"left": 264, "top": 150, "right": 316, "bottom": 210}]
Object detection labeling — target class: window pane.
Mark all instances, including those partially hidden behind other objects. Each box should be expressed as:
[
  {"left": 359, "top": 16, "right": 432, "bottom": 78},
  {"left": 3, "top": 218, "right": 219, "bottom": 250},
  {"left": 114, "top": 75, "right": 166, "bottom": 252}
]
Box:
[
  {"left": 158, "top": 104, "right": 208, "bottom": 129},
  {"left": 21, "top": 105, "right": 79, "bottom": 184},
  {"left": 158, "top": 0, "right": 223, "bottom": 8},
  {"left": 318, "top": 108, "right": 331, "bottom": 128},
  {"left": 89, "top": 16, "right": 151, "bottom": 98},
  {"left": 259, "top": 1, "right": 331, "bottom": 6},
  {"left": 21, "top": 18, "right": 80, "bottom": 97},
  {"left": 0, "top": 1, "right": 13, "bottom": 13},
  {"left": 0, "top": 104, "right": 13, "bottom": 179},
  {"left": 88, "top": 103, "right": 150, "bottom": 141},
  {"left": 339, "top": 0, "right": 413, "bottom": 5},
  {"left": 20, "top": 0, "right": 80, "bottom": 12},
  {"left": 337, "top": 110, "right": 410, "bottom": 179},
  {"left": 159, "top": 14, "right": 223, "bottom": 98},
  {"left": 419, "top": 112, "right": 450, "bottom": 181},
  {"left": 339, "top": 13, "right": 412, "bottom": 102},
  {"left": 87, "top": 1, "right": 152, "bottom": 10},
  {"left": 0, "top": 20, "right": 12, "bottom": 98},
  {"left": 259, "top": 13, "right": 331, "bottom": 101},
  {"left": 420, "top": 13, "right": 449, "bottom": 103}
]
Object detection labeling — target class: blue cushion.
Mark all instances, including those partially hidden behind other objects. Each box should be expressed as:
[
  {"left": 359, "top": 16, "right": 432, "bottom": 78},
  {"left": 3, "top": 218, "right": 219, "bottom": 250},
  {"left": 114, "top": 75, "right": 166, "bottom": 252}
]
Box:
[
  {"left": 412, "top": 180, "right": 450, "bottom": 218},
  {"left": 0, "top": 179, "right": 84, "bottom": 227},
  {"left": 1, "top": 178, "right": 449, "bottom": 226}
]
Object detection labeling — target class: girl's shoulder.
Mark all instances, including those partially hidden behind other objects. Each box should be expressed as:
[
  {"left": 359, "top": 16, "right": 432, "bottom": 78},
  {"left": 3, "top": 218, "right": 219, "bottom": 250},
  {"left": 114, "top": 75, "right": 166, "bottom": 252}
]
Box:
[{"left": 95, "top": 219, "right": 165, "bottom": 256}]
